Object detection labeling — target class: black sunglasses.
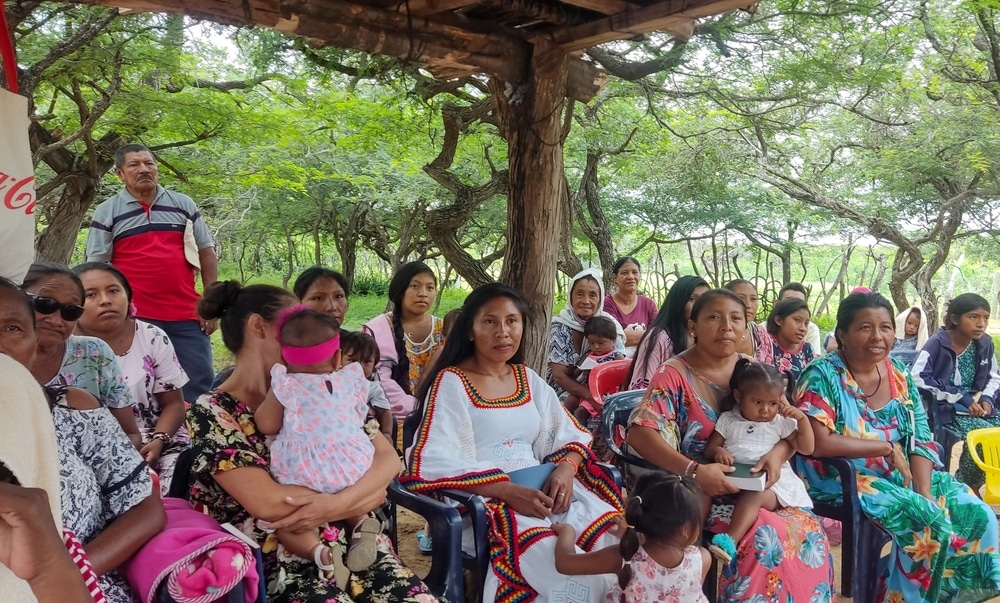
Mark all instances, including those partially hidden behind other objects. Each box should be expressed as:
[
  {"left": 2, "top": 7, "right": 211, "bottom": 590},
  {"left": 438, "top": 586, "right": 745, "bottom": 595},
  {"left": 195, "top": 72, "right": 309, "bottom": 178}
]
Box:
[{"left": 28, "top": 294, "right": 85, "bottom": 321}]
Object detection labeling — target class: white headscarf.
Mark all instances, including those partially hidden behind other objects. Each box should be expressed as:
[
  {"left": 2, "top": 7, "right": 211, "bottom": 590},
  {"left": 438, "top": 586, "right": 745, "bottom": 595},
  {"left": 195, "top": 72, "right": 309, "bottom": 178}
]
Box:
[
  {"left": 0, "top": 355, "right": 62, "bottom": 603},
  {"left": 553, "top": 268, "right": 625, "bottom": 354},
  {"left": 895, "top": 305, "right": 929, "bottom": 350}
]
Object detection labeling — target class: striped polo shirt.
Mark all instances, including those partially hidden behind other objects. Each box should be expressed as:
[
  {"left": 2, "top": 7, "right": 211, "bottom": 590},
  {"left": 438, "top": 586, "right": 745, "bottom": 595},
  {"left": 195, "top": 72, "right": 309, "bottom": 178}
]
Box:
[{"left": 85, "top": 186, "right": 213, "bottom": 322}]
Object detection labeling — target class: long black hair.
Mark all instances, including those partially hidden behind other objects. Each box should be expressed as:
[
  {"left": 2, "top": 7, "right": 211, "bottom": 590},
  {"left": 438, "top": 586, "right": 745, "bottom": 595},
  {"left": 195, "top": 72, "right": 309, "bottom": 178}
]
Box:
[
  {"left": 617, "top": 471, "right": 702, "bottom": 593},
  {"left": 387, "top": 261, "right": 437, "bottom": 395},
  {"left": 627, "top": 275, "right": 708, "bottom": 387},
  {"left": 415, "top": 283, "right": 529, "bottom": 406}
]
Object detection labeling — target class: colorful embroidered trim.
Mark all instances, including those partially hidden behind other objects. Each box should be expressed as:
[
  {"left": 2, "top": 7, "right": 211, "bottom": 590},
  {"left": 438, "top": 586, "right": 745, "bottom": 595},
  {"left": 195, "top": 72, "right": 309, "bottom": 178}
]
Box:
[
  {"left": 488, "top": 502, "right": 538, "bottom": 603},
  {"left": 576, "top": 510, "right": 622, "bottom": 552},
  {"left": 401, "top": 369, "right": 513, "bottom": 492},
  {"left": 453, "top": 364, "right": 531, "bottom": 409},
  {"left": 546, "top": 444, "right": 624, "bottom": 513}
]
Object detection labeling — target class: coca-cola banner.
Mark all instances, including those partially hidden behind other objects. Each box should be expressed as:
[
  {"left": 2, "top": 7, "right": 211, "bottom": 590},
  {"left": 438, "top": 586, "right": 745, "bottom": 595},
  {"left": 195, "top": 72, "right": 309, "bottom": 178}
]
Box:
[{"left": 0, "top": 89, "right": 34, "bottom": 284}]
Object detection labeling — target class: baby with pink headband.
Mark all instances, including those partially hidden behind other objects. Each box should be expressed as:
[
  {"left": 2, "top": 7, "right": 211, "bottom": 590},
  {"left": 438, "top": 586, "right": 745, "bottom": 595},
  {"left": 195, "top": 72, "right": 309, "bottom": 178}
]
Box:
[{"left": 253, "top": 305, "right": 382, "bottom": 586}]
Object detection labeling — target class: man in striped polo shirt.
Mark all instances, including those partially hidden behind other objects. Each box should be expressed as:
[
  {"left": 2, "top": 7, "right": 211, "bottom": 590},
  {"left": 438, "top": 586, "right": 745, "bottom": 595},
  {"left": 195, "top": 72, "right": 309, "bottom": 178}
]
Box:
[{"left": 85, "top": 144, "right": 218, "bottom": 403}]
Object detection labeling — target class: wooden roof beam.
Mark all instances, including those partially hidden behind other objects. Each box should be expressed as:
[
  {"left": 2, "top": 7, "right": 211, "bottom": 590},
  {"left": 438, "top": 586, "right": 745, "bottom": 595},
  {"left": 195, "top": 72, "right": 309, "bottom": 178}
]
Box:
[
  {"left": 552, "top": 0, "right": 752, "bottom": 51},
  {"left": 559, "top": 0, "right": 639, "bottom": 16},
  {"left": 397, "top": 0, "right": 481, "bottom": 17}
]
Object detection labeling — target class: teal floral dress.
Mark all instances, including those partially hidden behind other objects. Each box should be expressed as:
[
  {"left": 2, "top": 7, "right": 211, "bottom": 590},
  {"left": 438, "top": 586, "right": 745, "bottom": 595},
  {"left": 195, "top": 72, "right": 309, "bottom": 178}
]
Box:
[
  {"left": 186, "top": 390, "right": 445, "bottom": 603},
  {"left": 950, "top": 345, "right": 1000, "bottom": 488},
  {"left": 797, "top": 353, "right": 1000, "bottom": 603}
]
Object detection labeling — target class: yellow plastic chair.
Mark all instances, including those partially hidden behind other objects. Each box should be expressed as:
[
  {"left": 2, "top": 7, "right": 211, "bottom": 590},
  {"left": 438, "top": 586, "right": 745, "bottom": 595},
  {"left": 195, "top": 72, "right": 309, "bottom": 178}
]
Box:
[{"left": 966, "top": 427, "right": 1000, "bottom": 504}]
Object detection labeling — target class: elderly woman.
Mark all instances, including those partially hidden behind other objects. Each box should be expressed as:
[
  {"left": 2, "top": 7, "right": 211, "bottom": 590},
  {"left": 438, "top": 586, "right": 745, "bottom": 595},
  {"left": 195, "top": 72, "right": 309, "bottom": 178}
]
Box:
[
  {"left": 603, "top": 257, "right": 658, "bottom": 348},
  {"left": 73, "top": 262, "right": 189, "bottom": 494},
  {"left": 364, "top": 262, "right": 443, "bottom": 418},
  {"left": 625, "top": 289, "right": 835, "bottom": 601},
  {"left": 403, "top": 283, "right": 624, "bottom": 603},
  {"left": 21, "top": 262, "right": 141, "bottom": 447},
  {"left": 187, "top": 280, "right": 442, "bottom": 603},
  {"left": 626, "top": 275, "right": 708, "bottom": 390},
  {"left": 547, "top": 268, "right": 625, "bottom": 401},
  {"left": 799, "top": 292, "right": 1000, "bottom": 602},
  {"left": 0, "top": 277, "right": 163, "bottom": 603},
  {"left": 294, "top": 266, "right": 351, "bottom": 328}
]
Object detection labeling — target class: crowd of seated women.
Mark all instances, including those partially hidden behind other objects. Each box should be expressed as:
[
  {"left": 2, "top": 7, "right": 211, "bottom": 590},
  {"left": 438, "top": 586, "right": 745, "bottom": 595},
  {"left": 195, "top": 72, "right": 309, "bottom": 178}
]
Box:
[{"left": 3, "top": 252, "right": 1000, "bottom": 603}]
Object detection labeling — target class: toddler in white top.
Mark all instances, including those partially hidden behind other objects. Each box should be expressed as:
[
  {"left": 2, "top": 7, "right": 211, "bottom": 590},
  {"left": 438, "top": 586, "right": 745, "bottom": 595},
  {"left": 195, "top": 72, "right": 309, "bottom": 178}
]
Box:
[
  {"left": 254, "top": 306, "right": 382, "bottom": 583},
  {"left": 703, "top": 358, "right": 815, "bottom": 564}
]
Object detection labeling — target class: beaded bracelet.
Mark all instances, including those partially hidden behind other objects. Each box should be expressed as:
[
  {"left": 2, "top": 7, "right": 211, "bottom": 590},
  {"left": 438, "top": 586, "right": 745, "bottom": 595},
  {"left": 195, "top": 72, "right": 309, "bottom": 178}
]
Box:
[
  {"left": 151, "top": 432, "right": 170, "bottom": 445},
  {"left": 559, "top": 457, "right": 579, "bottom": 473},
  {"left": 684, "top": 459, "right": 697, "bottom": 477}
]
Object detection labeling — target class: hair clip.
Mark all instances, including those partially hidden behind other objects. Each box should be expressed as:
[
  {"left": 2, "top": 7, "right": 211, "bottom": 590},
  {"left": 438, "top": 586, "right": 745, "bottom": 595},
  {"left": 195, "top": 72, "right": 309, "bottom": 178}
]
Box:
[{"left": 633, "top": 496, "right": 642, "bottom": 504}]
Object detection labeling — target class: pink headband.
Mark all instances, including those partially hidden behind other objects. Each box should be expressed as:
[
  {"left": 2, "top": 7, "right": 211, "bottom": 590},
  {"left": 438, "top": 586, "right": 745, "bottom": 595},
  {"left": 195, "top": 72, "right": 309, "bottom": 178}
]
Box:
[
  {"left": 281, "top": 335, "right": 340, "bottom": 365},
  {"left": 277, "top": 304, "right": 340, "bottom": 365}
]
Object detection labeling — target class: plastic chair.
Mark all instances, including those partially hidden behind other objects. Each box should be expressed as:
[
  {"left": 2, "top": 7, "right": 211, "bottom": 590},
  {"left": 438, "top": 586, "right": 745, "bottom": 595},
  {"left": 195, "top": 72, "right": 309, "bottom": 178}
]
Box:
[
  {"left": 600, "top": 389, "right": 717, "bottom": 602},
  {"left": 802, "top": 456, "right": 890, "bottom": 603},
  {"left": 966, "top": 427, "right": 1000, "bottom": 504},
  {"left": 600, "top": 389, "right": 659, "bottom": 474},
  {"left": 919, "top": 390, "right": 962, "bottom": 472},
  {"left": 588, "top": 358, "right": 632, "bottom": 410}
]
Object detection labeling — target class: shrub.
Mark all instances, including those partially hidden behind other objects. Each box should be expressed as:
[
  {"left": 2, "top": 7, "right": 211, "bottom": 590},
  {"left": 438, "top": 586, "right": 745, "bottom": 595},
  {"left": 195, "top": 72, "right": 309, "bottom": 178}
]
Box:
[{"left": 352, "top": 272, "right": 391, "bottom": 297}]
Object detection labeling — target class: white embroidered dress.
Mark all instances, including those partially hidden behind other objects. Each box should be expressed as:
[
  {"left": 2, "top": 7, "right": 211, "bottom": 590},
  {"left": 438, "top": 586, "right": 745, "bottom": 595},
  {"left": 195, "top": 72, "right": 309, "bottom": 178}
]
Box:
[{"left": 404, "top": 365, "right": 623, "bottom": 603}]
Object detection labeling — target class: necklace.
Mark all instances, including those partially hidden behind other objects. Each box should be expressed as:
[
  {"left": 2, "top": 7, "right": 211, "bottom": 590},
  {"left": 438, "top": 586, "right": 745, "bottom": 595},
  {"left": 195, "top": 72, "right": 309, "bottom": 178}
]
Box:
[{"left": 857, "top": 365, "right": 882, "bottom": 399}]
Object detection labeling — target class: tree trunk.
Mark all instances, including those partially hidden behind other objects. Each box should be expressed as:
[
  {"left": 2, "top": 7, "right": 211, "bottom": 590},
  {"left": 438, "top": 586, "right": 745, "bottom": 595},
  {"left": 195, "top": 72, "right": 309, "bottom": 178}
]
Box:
[
  {"left": 816, "top": 245, "right": 854, "bottom": 317},
  {"left": 34, "top": 174, "right": 100, "bottom": 263},
  {"left": 496, "top": 38, "right": 568, "bottom": 373}
]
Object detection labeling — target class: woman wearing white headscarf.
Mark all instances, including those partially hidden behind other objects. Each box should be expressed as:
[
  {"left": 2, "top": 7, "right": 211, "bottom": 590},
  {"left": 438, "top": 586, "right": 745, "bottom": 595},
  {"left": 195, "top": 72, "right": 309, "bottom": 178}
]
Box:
[{"left": 547, "top": 268, "right": 625, "bottom": 401}]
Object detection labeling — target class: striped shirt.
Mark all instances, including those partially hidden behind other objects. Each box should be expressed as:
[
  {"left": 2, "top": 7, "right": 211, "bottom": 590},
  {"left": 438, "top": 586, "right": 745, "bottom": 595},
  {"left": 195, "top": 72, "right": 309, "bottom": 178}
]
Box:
[{"left": 86, "top": 186, "right": 212, "bottom": 322}]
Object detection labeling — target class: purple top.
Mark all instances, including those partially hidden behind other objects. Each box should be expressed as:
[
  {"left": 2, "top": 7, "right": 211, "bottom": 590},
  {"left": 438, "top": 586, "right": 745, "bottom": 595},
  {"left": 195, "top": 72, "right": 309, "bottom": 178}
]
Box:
[{"left": 603, "top": 293, "right": 658, "bottom": 329}]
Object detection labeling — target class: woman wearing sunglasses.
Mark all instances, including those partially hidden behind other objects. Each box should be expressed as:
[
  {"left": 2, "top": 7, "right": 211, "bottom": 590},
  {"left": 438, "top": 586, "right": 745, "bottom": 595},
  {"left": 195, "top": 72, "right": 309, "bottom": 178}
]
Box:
[{"left": 21, "top": 263, "right": 141, "bottom": 448}]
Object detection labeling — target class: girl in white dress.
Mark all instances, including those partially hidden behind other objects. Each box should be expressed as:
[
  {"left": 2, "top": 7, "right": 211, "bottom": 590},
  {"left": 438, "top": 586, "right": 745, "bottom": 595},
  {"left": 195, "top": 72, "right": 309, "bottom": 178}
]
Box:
[
  {"left": 702, "top": 358, "right": 815, "bottom": 563},
  {"left": 254, "top": 306, "right": 381, "bottom": 581},
  {"left": 402, "top": 283, "right": 625, "bottom": 603},
  {"left": 551, "top": 471, "right": 711, "bottom": 603}
]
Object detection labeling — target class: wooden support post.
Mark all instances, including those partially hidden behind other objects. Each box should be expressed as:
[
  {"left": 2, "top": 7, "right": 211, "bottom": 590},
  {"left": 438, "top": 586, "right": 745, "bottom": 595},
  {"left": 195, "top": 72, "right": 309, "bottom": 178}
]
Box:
[{"left": 495, "top": 37, "right": 568, "bottom": 372}]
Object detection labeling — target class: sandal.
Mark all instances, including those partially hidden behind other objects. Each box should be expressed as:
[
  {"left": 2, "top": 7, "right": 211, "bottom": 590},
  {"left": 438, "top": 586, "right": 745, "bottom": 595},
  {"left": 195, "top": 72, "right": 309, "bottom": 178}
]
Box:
[
  {"left": 708, "top": 533, "right": 737, "bottom": 565},
  {"left": 345, "top": 516, "right": 381, "bottom": 573},
  {"left": 416, "top": 529, "right": 433, "bottom": 556},
  {"left": 313, "top": 542, "right": 350, "bottom": 589}
]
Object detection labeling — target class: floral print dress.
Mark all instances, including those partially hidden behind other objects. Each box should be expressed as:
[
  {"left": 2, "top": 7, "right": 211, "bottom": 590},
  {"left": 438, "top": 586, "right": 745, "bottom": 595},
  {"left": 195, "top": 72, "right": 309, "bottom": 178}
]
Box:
[
  {"left": 758, "top": 338, "right": 816, "bottom": 381},
  {"left": 52, "top": 392, "right": 152, "bottom": 603},
  {"left": 186, "top": 390, "right": 444, "bottom": 603},
  {"left": 627, "top": 357, "right": 835, "bottom": 602},
  {"left": 796, "top": 353, "right": 1000, "bottom": 603},
  {"left": 50, "top": 335, "right": 135, "bottom": 409},
  {"left": 115, "top": 320, "right": 189, "bottom": 494},
  {"left": 607, "top": 545, "right": 707, "bottom": 603}
]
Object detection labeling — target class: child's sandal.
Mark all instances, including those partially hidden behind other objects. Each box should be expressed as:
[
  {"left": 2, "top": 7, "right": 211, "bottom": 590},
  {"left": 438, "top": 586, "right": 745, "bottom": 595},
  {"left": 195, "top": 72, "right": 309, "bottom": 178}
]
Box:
[
  {"left": 708, "top": 533, "right": 737, "bottom": 565},
  {"left": 345, "top": 516, "right": 381, "bottom": 573},
  {"left": 313, "top": 542, "right": 351, "bottom": 589}
]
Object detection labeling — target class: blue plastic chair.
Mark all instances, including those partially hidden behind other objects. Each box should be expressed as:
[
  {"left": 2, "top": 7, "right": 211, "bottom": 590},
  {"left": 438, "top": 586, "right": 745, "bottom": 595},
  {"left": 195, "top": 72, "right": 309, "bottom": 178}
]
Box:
[
  {"left": 601, "top": 389, "right": 718, "bottom": 602},
  {"left": 918, "top": 390, "right": 962, "bottom": 472},
  {"left": 801, "top": 456, "right": 889, "bottom": 603}
]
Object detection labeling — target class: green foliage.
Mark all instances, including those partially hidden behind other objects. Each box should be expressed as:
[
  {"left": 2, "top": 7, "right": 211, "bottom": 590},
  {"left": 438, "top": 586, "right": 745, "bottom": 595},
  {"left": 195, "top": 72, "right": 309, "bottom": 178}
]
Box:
[{"left": 351, "top": 272, "right": 391, "bottom": 297}]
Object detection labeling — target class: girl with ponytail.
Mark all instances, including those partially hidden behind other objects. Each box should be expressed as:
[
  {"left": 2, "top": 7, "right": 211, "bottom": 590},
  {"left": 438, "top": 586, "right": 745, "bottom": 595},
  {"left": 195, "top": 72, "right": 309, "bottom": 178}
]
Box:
[
  {"left": 552, "top": 471, "right": 710, "bottom": 602},
  {"left": 362, "top": 262, "right": 442, "bottom": 418}
]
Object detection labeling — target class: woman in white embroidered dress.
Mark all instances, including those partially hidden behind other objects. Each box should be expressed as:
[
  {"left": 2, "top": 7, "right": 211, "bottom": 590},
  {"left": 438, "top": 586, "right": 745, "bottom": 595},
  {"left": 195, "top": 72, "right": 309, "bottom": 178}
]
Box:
[{"left": 402, "top": 283, "right": 625, "bottom": 603}]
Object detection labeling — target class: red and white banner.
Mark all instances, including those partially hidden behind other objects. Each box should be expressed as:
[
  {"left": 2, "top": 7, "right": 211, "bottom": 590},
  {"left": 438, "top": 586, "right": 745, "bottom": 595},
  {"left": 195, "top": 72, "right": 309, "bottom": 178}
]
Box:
[{"left": 0, "top": 6, "right": 35, "bottom": 284}]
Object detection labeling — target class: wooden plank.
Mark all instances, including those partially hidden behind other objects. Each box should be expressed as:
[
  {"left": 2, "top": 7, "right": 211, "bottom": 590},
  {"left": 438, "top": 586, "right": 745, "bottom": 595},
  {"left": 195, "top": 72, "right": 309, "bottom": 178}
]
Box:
[
  {"left": 557, "top": 0, "right": 633, "bottom": 16},
  {"left": 399, "top": 0, "right": 481, "bottom": 16},
  {"left": 553, "top": 0, "right": 752, "bottom": 51}
]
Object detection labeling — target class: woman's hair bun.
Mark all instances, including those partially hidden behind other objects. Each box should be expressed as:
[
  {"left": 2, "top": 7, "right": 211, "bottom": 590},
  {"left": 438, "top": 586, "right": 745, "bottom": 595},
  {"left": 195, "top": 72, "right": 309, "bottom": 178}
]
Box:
[{"left": 198, "top": 280, "right": 243, "bottom": 320}]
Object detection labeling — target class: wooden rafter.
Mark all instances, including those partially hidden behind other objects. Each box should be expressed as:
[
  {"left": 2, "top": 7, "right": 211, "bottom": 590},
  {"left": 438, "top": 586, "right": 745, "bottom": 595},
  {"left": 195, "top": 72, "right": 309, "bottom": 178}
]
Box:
[
  {"left": 553, "top": 0, "right": 751, "bottom": 51},
  {"left": 396, "top": 0, "right": 480, "bottom": 17},
  {"left": 559, "top": 0, "right": 637, "bottom": 16}
]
